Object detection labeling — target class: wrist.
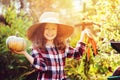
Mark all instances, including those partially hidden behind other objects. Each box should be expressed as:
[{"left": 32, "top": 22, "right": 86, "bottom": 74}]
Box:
[
  {"left": 81, "top": 31, "right": 85, "bottom": 35},
  {"left": 23, "top": 51, "right": 28, "bottom": 55}
]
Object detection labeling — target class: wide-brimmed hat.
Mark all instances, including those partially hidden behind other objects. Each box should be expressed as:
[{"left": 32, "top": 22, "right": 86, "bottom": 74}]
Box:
[{"left": 27, "top": 12, "right": 74, "bottom": 41}]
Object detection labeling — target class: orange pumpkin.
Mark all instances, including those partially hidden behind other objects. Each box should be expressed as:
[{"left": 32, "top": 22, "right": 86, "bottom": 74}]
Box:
[{"left": 6, "top": 36, "right": 26, "bottom": 52}]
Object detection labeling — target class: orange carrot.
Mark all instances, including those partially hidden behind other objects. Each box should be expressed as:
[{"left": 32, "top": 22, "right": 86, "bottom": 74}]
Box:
[
  {"left": 89, "top": 37, "right": 98, "bottom": 56},
  {"left": 87, "top": 47, "right": 91, "bottom": 61}
]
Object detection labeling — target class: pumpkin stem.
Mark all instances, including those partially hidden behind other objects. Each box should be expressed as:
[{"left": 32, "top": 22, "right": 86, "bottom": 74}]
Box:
[{"left": 15, "top": 32, "right": 19, "bottom": 37}]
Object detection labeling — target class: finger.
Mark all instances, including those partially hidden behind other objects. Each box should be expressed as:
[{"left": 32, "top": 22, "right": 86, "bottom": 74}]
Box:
[
  {"left": 10, "top": 49, "right": 15, "bottom": 53},
  {"left": 87, "top": 32, "right": 93, "bottom": 38}
]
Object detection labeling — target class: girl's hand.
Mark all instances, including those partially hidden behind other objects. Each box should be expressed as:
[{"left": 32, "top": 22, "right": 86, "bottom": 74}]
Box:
[
  {"left": 11, "top": 50, "right": 27, "bottom": 55},
  {"left": 11, "top": 49, "right": 34, "bottom": 64},
  {"left": 83, "top": 28, "right": 93, "bottom": 38},
  {"left": 79, "top": 28, "right": 93, "bottom": 42}
]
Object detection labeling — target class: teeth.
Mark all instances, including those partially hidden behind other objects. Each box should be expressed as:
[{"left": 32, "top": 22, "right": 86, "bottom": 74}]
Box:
[{"left": 47, "top": 34, "right": 53, "bottom": 37}]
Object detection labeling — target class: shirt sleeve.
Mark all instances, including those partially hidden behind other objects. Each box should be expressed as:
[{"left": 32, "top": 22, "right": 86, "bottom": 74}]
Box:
[
  {"left": 31, "top": 49, "right": 47, "bottom": 71},
  {"left": 65, "top": 42, "right": 86, "bottom": 59}
]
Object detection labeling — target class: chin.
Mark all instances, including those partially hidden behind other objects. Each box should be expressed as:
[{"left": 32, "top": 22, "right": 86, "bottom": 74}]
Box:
[
  {"left": 47, "top": 37, "right": 56, "bottom": 40},
  {"left": 47, "top": 38, "right": 54, "bottom": 41}
]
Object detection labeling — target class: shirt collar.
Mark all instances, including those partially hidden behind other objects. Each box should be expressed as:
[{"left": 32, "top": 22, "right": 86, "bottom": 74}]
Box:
[{"left": 45, "top": 45, "right": 55, "bottom": 48}]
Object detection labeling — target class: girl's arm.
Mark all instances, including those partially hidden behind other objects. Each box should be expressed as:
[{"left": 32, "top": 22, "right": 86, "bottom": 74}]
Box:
[
  {"left": 66, "top": 28, "right": 93, "bottom": 59},
  {"left": 13, "top": 49, "right": 47, "bottom": 71},
  {"left": 65, "top": 41, "right": 85, "bottom": 59},
  {"left": 79, "top": 30, "right": 85, "bottom": 42},
  {"left": 23, "top": 51, "right": 34, "bottom": 64}
]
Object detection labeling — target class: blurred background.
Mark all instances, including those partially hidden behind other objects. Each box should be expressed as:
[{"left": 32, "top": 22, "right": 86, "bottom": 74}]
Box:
[{"left": 0, "top": 0, "right": 120, "bottom": 80}]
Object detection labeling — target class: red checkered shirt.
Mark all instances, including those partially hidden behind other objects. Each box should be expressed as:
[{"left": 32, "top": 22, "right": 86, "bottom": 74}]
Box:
[{"left": 31, "top": 42, "right": 85, "bottom": 80}]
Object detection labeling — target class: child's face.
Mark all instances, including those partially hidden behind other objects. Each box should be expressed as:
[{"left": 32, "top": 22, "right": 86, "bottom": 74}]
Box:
[{"left": 44, "top": 23, "right": 57, "bottom": 41}]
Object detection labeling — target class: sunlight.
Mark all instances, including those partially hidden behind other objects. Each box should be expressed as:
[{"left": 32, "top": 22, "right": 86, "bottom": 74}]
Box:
[
  {"left": 72, "top": 0, "right": 83, "bottom": 11},
  {"left": 0, "top": 3, "right": 3, "bottom": 14}
]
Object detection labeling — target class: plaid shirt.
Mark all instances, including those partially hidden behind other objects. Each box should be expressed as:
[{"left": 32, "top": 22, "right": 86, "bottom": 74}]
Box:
[{"left": 31, "top": 42, "right": 85, "bottom": 80}]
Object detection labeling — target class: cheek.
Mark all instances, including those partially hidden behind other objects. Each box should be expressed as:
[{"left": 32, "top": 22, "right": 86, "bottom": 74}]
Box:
[{"left": 44, "top": 30, "right": 48, "bottom": 34}]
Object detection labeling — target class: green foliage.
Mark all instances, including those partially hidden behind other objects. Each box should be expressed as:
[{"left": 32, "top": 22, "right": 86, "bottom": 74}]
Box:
[
  {"left": 65, "top": 1, "right": 120, "bottom": 79},
  {"left": 89, "top": 53, "right": 120, "bottom": 80},
  {"left": 3, "top": 6, "right": 32, "bottom": 37},
  {"left": 0, "top": 5, "right": 34, "bottom": 80},
  {"left": 1, "top": 0, "right": 120, "bottom": 80},
  {"left": 65, "top": 59, "right": 82, "bottom": 80}
]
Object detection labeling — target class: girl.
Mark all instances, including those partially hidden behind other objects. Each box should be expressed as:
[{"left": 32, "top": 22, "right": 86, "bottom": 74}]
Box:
[{"left": 14, "top": 12, "right": 92, "bottom": 80}]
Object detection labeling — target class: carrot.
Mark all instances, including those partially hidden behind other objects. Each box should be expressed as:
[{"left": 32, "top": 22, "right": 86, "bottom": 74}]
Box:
[
  {"left": 92, "top": 38, "right": 98, "bottom": 55},
  {"left": 87, "top": 47, "right": 91, "bottom": 61},
  {"left": 88, "top": 37, "right": 98, "bottom": 56},
  {"left": 85, "top": 34, "right": 98, "bottom": 61}
]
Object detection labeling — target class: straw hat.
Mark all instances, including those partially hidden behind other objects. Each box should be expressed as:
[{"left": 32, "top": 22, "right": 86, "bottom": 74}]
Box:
[{"left": 27, "top": 12, "right": 74, "bottom": 41}]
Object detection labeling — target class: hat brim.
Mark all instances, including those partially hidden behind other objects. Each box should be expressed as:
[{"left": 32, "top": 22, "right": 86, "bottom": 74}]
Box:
[{"left": 27, "top": 22, "right": 74, "bottom": 41}]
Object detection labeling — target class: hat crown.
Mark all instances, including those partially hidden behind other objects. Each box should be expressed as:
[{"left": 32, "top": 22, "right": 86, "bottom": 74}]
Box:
[{"left": 39, "top": 12, "right": 60, "bottom": 24}]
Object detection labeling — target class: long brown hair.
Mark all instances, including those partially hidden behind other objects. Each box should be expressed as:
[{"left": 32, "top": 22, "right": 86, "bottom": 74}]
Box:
[{"left": 31, "top": 23, "right": 66, "bottom": 51}]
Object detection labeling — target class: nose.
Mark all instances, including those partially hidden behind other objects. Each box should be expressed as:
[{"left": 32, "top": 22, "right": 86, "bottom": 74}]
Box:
[{"left": 47, "top": 29, "right": 53, "bottom": 34}]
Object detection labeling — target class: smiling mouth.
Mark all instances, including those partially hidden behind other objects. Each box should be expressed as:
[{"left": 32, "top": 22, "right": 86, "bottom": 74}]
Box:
[{"left": 46, "top": 34, "right": 54, "bottom": 37}]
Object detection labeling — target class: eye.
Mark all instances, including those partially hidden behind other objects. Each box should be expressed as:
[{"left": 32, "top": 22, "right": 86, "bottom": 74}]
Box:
[
  {"left": 53, "top": 27, "right": 57, "bottom": 30},
  {"left": 52, "top": 28, "right": 55, "bottom": 30}
]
